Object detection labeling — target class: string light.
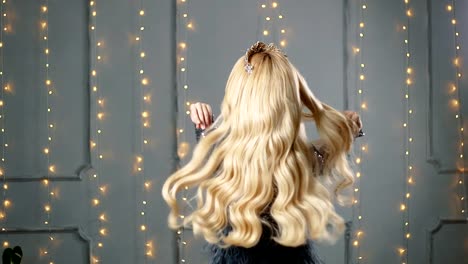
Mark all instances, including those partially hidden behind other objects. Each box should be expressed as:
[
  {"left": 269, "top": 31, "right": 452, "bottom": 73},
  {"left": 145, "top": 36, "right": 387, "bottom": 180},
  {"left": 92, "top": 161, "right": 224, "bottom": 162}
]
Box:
[
  {"left": 0, "top": 0, "right": 8, "bottom": 237},
  {"left": 134, "top": 0, "right": 154, "bottom": 261},
  {"left": 40, "top": 1, "right": 56, "bottom": 262},
  {"left": 89, "top": 0, "right": 106, "bottom": 263},
  {"left": 351, "top": 0, "right": 368, "bottom": 262},
  {"left": 446, "top": 0, "right": 467, "bottom": 217},
  {"left": 175, "top": 0, "right": 196, "bottom": 262},
  {"left": 258, "top": 1, "right": 287, "bottom": 48},
  {"left": 398, "top": 0, "right": 415, "bottom": 262}
]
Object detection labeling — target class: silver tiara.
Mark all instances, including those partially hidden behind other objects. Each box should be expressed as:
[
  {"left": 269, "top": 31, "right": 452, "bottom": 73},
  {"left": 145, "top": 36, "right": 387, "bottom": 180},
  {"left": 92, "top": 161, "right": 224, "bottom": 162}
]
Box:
[{"left": 244, "top": 57, "right": 253, "bottom": 74}]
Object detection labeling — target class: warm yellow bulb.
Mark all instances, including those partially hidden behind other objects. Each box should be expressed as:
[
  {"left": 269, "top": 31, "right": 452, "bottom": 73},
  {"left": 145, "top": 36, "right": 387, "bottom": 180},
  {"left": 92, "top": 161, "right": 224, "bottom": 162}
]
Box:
[
  {"left": 49, "top": 165, "right": 55, "bottom": 173},
  {"left": 44, "top": 205, "right": 51, "bottom": 212},
  {"left": 406, "top": 193, "right": 410, "bottom": 198},
  {"left": 44, "top": 148, "right": 49, "bottom": 154},
  {"left": 359, "top": 74, "right": 365, "bottom": 80},
  {"left": 281, "top": 29, "right": 286, "bottom": 34},
  {"left": 183, "top": 13, "right": 187, "bottom": 18},
  {"left": 93, "top": 199, "right": 99, "bottom": 206},
  {"left": 139, "top": 10, "right": 145, "bottom": 16},
  {"left": 278, "top": 15, "right": 283, "bottom": 19},
  {"left": 361, "top": 103, "right": 367, "bottom": 109},
  {"left": 362, "top": 5, "right": 366, "bottom": 9},
  {"left": 99, "top": 214, "right": 106, "bottom": 221},
  {"left": 280, "top": 40, "right": 286, "bottom": 47},
  {"left": 356, "top": 158, "right": 361, "bottom": 164},
  {"left": 99, "top": 228, "right": 107, "bottom": 236},
  {"left": 141, "top": 225, "right": 146, "bottom": 231},
  {"left": 263, "top": 30, "right": 269, "bottom": 36},
  {"left": 452, "top": 19, "right": 456, "bottom": 25},
  {"left": 3, "top": 241, "right": 8, "bottom": 247},
  {"left": 266, "top": 17, "right": 271, "bottom": 21},
  {"left": 179, "top": 42, "right": 186, "bottom": 49},
  {"left": 144, "top": 182, "right": 150, "bottom": 188},
  {"left": 142, "top": 111, "right": 149, "bottom": 118},
  {"left": 261, "top": 4, "right": 266, "bottom": 8},
  {"left": 272, "top": 2, "right": 278, "bottom": 8},
  {"left": 400, "top": 204, "right": 406, "bottom": 211},
  {"left": 141, "top": 78, "right": 149, "bottom": 85},
  {"left": 406, "top": 67, "right": 412, "bottom": 74},
  {"left": 97, "top": 113, "right": 103, "bottom": 119},
  {"left": 42, "top": 6, "right": 47, "bottom": 12},
  {"left": 92, "top": 11, "right": 96, "bottom": 16},
  {"left": 399, "top": 248, "right": 406, "bottom": 255},
  {"left": 3, "top": 200, "right": 10, "bottom": 207},
  {"left": 353, "top": 240, "right": 359, "bottom": 246},
  {"left": 408, "top": 177, "right": 413, "bottom": 184},
  {"left": 406, "top": 9, "right": 412, "bottom": 17},
  {"left": 356, "top": 172, "right": 361, "bottom": 177},
  {"left": 3, "top": 184, "right": 7, "bottom": 190},
  {"left": 187, "top": 23, "right": 193, "bottom": 29},
  {"left": 447, "top": 5, "right": 452, "bottom": 11},
  {"left": 359, "top": 22, "right": 364, "bottom": 28}
]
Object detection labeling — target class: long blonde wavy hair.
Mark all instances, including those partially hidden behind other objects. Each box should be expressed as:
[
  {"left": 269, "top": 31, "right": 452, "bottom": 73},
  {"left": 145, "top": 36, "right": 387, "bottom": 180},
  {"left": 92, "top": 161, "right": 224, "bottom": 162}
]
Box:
[{"left": 162, "top": 42, "right": 356, "bottom": 248}]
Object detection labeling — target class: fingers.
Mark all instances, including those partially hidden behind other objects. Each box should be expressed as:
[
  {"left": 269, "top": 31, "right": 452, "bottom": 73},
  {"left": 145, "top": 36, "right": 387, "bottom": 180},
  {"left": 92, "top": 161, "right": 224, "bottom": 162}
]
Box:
[
  {"left": 201, "top": 104, "right": 211, "bottom": 128},
  {"left": 190, "top": 102, "right": 213, "bottom": 129},
  {"left": 190, "top": 104, "right": 201, "bottom": 129}
]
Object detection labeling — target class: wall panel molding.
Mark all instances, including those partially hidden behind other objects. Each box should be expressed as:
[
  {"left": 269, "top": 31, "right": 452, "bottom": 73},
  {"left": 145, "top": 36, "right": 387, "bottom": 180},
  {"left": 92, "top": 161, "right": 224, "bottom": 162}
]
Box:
[
  {"left": 426, "top": 218, "right": 467, "bottom": 264},
  {"left": 0, "top": 226, "right": 92, "bottom": 263}
]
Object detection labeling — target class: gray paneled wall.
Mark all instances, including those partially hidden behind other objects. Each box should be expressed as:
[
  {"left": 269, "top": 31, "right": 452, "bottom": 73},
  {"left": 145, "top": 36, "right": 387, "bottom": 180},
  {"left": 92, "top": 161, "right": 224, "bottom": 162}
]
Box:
[{"left": 0, "top": 0, "right": 466, "bottom": 263}]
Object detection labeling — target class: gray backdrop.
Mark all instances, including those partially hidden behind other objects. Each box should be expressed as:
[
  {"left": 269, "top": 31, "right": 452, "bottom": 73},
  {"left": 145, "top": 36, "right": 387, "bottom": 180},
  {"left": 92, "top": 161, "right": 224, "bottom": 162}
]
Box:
[{"left": 0, "top": 0, "right": 466, "bottom": 263}]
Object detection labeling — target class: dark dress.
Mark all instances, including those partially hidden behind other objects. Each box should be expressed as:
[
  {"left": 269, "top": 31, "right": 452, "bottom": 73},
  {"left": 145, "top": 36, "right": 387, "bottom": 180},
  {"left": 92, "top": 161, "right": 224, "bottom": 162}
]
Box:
[
  {"left": 195, "top": 125, "right": 325, "bottom": 264},
  {"left": 205, "top": 224, "right": 324, "bottom": 264}
]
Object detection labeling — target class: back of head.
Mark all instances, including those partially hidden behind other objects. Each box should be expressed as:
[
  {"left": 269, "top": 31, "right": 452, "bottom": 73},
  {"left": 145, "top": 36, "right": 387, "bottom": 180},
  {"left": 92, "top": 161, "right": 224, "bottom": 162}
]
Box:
[{"left": 162, "top": 42, "right": 355, "bottom": 249}]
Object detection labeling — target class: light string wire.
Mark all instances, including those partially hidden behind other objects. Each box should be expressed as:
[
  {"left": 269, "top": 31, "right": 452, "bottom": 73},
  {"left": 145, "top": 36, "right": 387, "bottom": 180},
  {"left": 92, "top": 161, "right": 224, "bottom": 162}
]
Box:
[
  {"left": 89, "top": 0, "right": 107, "bottom": 262},
  {"left": 398, "top": 0, "right": 414, "bottom": 262},
  {"left": 40, "top": 1, "right": 56, "bottom": 262},
  {"left": 259, "top": 1, "right": 286, "bottom": 48},
  {"left": 134, "top": 0, "right": 154, "bottom": 261},
  {"left": 351, "top": 1, "right": 367, "bottom": 263},
  {"left": 0, "top": 0, "right": 8, "bottom": 244},
  {"left": 446, "top": 0, "right": 467, "bottom": 218},
  {"left": 176, "top": 0, "right": 193, "bottom": 263}
]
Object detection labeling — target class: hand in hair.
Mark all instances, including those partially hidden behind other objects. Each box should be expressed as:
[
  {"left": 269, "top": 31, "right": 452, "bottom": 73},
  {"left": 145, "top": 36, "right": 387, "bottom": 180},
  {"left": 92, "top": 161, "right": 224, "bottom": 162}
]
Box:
[
  {"left": 190, "top": 102, "right": 213, "bottom": 129},
  {"left": 343, "top": 110, "right": 363, "bottom": 138}
]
